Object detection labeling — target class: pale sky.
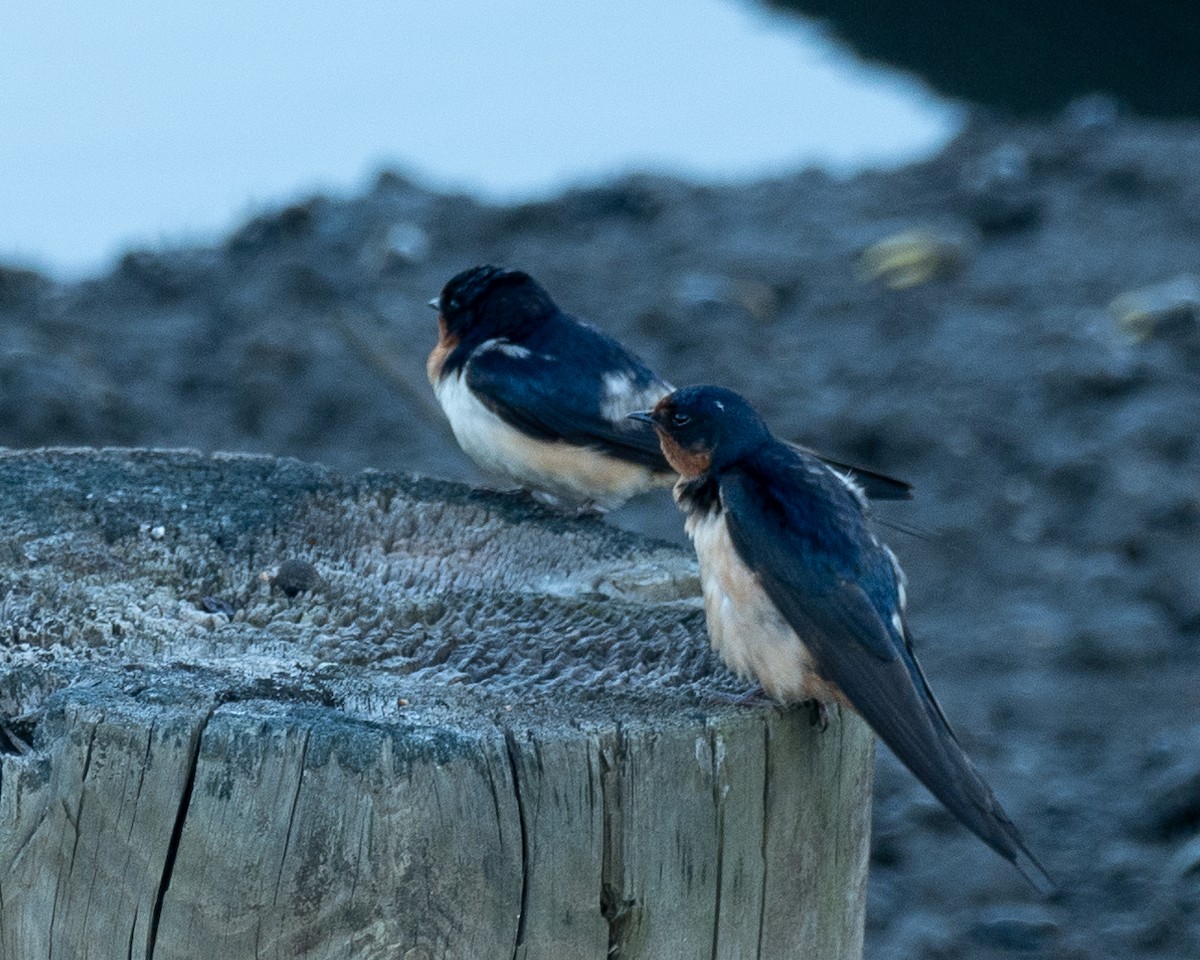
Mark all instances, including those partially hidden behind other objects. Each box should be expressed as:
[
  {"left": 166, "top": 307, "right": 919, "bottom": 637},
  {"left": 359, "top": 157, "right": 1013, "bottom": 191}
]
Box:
[{"left": 0, "top": 0, "right": 961, "bottom": 277}]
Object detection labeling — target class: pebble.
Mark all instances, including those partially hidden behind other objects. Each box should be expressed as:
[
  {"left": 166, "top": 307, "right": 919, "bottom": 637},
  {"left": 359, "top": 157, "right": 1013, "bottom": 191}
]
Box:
[
  {"left": 969, "top": 904, "right": 1060, "bottom": 951},
  {"left": 1143, "top": 733, "right": 1200, "bottom": 840},
  {"left": 858, "top": 227, "right": 970, "bottom": 289}
]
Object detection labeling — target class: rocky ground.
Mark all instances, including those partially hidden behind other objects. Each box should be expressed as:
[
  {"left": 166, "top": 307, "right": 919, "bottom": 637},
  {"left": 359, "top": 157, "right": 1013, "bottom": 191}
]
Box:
[{"left": 3, "top": 106, "right": 1199, "bottom": 958}]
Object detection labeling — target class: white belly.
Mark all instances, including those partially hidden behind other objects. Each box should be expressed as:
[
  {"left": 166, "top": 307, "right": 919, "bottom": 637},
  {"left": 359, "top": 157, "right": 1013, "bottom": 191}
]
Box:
[
  {"left": 686, "top": 507, "right": 819, "bottom": 702},
  {"left": 434, "top": 372, "right": 661, "bottom": 511}
]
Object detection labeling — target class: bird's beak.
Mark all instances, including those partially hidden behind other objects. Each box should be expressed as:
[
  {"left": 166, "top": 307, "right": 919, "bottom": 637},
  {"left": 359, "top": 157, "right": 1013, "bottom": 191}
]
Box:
[
  {"left": 426, "top": 296, "right": 440, "bottom": 311},
  {"left": 627, "top": 410, "right": 655, "bottom": 425}
]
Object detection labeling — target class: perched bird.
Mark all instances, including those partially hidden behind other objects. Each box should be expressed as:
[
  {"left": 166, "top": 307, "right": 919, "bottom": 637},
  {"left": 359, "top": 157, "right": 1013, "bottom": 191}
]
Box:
[
  {"left": 630, "top": 385, "right": 1052, "bottom": 891},
  {"left": 428, "top": 265, "right": 911, "bottom": 511}
]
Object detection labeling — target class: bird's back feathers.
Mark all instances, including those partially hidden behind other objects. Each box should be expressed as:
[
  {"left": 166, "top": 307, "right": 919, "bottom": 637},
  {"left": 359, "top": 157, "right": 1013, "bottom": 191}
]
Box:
[{"left": 716, "top": 442, "right": 1053, "bottom": 891}]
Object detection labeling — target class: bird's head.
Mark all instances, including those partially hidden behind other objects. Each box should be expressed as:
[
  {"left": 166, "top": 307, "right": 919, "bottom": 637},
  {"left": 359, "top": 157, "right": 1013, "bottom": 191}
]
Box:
[
  {"left": 630, "top": 385, "right": 771, "bottom": 476},
  {"left": 429, "top": 265, "right": 556, "bottom": 345}
]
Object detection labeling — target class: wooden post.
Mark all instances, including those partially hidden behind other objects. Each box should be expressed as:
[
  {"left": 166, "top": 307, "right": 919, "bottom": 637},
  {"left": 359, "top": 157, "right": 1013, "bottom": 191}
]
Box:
[{"left": 0, "top": 449, "right": 873, "bottom": 959}]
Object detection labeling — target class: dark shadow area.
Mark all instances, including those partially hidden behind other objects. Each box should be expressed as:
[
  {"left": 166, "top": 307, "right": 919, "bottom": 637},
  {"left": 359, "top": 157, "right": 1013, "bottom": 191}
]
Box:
[{"left": 768, "top": 0, "right": 1200, "bottom": 116}]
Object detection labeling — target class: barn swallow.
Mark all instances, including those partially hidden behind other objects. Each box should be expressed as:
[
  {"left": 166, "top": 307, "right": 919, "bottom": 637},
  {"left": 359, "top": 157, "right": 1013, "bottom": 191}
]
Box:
[
  {"left": 631, "top": 385, "right": 1052, "bottom": 891},
  {"left": 428, "top": 265, "right": 912, "bottom": 511}
]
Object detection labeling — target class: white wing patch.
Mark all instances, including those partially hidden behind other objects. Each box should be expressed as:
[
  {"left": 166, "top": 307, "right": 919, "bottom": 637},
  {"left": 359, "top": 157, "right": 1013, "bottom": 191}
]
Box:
[
  {"left": 792, "top": 447, "right": 870, "bottom": 509},
  {"left": 884, "top": 544, "right": 908, "bottom": 611},
  {"left": 478, "top": 338, "right": 535, "bottom": 360},
  {"left": 600, "top": 371, "right": 670, "bottom": 424},
  {"left": 829, "top": 466, "right": 869, "bottom": 508}
]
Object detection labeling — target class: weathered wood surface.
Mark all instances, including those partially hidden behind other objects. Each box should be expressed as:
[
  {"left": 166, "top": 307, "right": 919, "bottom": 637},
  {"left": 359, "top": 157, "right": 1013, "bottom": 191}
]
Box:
[{"left": 0, "top": 448, "right": 874, "bottom": 959}]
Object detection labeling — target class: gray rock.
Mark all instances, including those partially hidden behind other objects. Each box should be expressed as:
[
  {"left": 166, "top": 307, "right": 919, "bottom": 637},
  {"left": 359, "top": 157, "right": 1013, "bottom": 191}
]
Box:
[{"left": 969, "top": 904, "right": 1060, "bottom": 951}]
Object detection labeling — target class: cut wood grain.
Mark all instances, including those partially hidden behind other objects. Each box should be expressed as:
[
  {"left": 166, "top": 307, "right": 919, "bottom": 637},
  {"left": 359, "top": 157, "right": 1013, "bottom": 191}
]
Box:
[{"left": 0, "top": 449, "right": 873, "bottom": 959}]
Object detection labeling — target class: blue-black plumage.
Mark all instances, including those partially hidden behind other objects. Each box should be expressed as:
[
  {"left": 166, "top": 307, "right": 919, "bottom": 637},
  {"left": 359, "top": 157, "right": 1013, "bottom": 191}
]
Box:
[
  {"left": 632, "top": 384, "right": 1053, "bottom": 892},
  {"left": 428, "top": 265, "right": 912, "bottom": 510}
]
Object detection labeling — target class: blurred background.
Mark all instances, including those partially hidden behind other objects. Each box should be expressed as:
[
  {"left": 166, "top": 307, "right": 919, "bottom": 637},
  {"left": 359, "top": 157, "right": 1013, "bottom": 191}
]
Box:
[
  {"left": 2, "top": 0, "right": 958, "bottom": 276},
  {"left": 3, "top": 2, "right": 1200, "bottom": 958}
]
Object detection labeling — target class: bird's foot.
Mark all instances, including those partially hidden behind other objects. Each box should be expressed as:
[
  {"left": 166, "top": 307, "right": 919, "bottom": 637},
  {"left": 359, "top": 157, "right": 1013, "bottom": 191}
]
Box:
[
  {"left": 527, "top": 489, "right": 605, "bottom": 517},
  {"left": 501, "top": 487, "right": 542, "bottom": 508},
  {"left": 805, "top": 699, "right": 831, "bottom": 732}
]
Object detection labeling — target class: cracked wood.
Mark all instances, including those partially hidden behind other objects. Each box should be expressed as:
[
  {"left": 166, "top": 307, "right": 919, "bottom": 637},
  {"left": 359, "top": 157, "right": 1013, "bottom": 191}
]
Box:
[{"left": 0, "top": 449, "right": 873, "bottom": 959}]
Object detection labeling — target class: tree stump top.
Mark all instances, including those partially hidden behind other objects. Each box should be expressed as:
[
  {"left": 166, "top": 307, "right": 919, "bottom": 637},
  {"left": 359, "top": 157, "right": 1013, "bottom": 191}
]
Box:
[
  {"left": 0, "top": 449, "right": 872, "bottom": 960},
  {"left": 1, "top": 446, "right": 731, "bottom": 725}
]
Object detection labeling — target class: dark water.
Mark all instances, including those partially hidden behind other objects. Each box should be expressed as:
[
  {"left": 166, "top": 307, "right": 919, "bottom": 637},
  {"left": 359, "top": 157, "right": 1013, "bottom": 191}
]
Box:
[{"left": 772, "top": 0, "right": 1200, "bottom": 116}]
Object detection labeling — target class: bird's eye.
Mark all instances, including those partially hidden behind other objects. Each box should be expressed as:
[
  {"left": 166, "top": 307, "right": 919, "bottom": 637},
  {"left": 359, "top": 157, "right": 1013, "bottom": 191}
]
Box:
[{"left": 671, "top": 412, "right": 692, "bottom": 428}]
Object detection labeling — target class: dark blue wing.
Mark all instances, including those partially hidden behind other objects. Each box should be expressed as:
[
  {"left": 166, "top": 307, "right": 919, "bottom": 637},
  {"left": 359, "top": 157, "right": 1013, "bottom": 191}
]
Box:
[
  {"left": 466, "top": 312, "right": 915, "bottom": 498},
  {"left": 464, "top": 316, "right": 671, "bottom": 470},
  {"left": 795, "top": 449, "right": 913, "bottom": 501},
  {"left": 720, "top": 446, "right": 1051, "bottom": 890}
]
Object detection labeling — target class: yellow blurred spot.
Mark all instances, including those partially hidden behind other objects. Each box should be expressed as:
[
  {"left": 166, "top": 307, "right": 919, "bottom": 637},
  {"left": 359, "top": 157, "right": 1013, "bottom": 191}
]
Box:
[
  {"left": 859, "top": 228, "right": 967, "bottom": 289},
  {"left": 1109, "top": 274, "right": 1200, "bottom": 343}
]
